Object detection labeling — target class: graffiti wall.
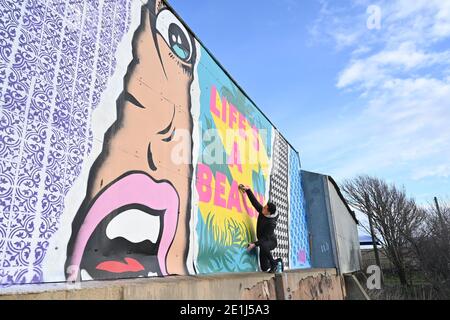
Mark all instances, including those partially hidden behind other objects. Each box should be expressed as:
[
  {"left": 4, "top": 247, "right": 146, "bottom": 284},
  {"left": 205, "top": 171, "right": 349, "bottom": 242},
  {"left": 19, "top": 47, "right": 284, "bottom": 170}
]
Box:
[{"left": 0, "top": 0, "right": 310, "bottom": 286}]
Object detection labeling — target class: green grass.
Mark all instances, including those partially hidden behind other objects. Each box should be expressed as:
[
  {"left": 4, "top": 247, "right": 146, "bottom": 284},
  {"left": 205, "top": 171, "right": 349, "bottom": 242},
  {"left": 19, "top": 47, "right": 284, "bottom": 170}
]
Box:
[{"left": 382, "top": 271, "right": 430, "bottom": 286}]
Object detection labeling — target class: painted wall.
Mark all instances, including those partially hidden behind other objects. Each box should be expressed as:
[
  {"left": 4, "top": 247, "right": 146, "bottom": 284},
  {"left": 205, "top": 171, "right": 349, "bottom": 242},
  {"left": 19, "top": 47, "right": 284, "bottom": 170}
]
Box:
[
  {"left": 288, "top": 149, "right": 310, "bottom": 269},
  {"left": 301, "top": 170, "right": 361, "bottom": 274},
  {"left": 0, "top": 0, "right": 310, "bottom": 286},
  {"left": 301, "top": 171, "right": 336, "bottom": 269},
  {"left": 327, "top": 179, "right": 361, "bottom": 274}
]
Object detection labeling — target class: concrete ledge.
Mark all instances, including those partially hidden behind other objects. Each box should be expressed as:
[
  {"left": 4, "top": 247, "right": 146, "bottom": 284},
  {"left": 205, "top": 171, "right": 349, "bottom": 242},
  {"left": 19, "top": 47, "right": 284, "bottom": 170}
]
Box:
[
  {"left": 275, "top": 268, "right": 345, "bottom": 300},
  {"left": 0, "top": 272, "right": 276, "bottom": 300},
  {"left": 0, "top": 269, "right": 344, "bottom": 300}
]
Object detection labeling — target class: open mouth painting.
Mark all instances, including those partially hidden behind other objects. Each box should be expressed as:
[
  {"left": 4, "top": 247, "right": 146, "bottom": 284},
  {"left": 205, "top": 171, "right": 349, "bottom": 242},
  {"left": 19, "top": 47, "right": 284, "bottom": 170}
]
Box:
[
  {"left": 65, "top": 0, "right": 196, "bottom": 281},
  {"left": 67, "top": 172, "right": 179, "bottom": 280}
]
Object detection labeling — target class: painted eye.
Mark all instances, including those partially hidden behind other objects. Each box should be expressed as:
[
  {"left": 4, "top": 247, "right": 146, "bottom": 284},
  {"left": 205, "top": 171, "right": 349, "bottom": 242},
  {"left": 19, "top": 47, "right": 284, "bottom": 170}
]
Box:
[{"left": 155, "top": 9, "right": 193, "bottom": 62}]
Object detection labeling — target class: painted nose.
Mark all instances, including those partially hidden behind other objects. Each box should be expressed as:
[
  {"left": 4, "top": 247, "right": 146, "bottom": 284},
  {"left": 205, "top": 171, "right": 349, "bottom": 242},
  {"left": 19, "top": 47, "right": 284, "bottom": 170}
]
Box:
[
  {"left": 147, "top": 143, "right": 157, "bottom": 171},
  {"left": 146, "top": 107, "right": 176, "bottom": 171}
]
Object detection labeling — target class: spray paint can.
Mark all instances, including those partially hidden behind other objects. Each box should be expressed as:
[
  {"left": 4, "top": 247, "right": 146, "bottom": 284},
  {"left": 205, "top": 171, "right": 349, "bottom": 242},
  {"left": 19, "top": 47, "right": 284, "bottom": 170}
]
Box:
[{"left": 276, "top": 259, "right": 283, "bottom": 273}]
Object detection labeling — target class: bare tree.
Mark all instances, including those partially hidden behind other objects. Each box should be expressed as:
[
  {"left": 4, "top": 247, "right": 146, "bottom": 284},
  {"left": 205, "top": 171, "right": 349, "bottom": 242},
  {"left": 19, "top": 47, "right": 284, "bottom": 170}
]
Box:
[
  {"left": 341, "top": 175, "right": 425, "bottom": 286},
  {"left": 407, "top": 198, "right": 450, "bottom": 299}
]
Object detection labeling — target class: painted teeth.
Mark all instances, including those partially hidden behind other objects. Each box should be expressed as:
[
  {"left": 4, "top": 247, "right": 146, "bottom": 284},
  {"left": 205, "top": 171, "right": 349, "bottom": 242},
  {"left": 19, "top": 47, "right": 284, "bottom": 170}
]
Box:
[
  {"left": 106, "top": 209, "right": 160, "bottom": 244},
  {"left": 81, "top": 269, "right": 93, "bottom": 280}
]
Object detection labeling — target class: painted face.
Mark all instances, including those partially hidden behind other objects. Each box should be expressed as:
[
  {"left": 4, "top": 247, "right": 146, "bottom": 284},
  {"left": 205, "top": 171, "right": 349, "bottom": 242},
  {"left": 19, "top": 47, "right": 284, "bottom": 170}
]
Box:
[{"left": 65, "top": 0, "right": 196, "bottom": 281}]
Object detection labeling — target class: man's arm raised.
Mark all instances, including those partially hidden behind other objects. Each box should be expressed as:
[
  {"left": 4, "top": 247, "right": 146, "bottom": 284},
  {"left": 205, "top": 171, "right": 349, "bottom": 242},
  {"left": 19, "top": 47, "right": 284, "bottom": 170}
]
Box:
[{"left": 240, "top": 185, "right": 263, "bottom": 214}]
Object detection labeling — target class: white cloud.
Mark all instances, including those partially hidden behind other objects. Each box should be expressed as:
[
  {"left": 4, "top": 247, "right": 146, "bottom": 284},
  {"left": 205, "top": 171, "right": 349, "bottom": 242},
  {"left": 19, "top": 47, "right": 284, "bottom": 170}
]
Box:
[
  {"left": 338, "top": 43, "right": 450, "bottom": 89},
  {"left": 303, "top": 0, "right": 450, "bottom": 189},
  {"left": 308, "top": 0, "right": 367, "bottom": 50},
  {"left": 351, "top": 45, "right": 371, "bottom": 56},
  {"left": 413, "top": 165, "right": 450, "bottom": 180},
  {"left": 413, "top": 164, "right": 450, "bottom": 180}
]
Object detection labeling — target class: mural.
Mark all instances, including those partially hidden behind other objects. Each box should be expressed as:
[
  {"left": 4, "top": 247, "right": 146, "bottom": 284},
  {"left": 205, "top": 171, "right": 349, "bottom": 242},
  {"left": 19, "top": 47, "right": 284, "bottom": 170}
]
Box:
[
  {"left": 289, "top": 148, "right": 311, "bottom": 269},
  {"left": 0, "top": 0, "right": 132, "bottom": 285},
  {"left": 65, "top": 0, "right": 197, "bottom": 282},
  {"left": 0, "top": 0, "right": 310, "bottom": 286},
  {"left": 194, "top": 53, "right": 274, "bottom": 272}
]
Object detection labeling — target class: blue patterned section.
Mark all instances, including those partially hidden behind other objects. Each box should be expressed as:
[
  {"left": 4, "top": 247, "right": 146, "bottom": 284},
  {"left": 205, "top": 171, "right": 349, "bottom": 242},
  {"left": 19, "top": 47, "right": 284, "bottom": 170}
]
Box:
[
  {"left": 0, "top": 0, "right": 132, "bottom": 285},
  {"left": 288, "top": 149, "right": 311, "bottom": 269}
]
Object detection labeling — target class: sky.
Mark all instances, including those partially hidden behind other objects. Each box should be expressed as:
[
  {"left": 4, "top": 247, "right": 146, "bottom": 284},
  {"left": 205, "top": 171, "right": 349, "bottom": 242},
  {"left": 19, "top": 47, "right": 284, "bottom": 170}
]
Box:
[{"left": 168, "top": 0, "right": 450, "bottom": 211}]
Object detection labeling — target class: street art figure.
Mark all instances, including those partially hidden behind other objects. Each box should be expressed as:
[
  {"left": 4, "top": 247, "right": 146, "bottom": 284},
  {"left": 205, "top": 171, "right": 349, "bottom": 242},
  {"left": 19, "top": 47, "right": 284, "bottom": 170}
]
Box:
[{"left": 65, "top": 0, "right": 196, "bottom": 281}]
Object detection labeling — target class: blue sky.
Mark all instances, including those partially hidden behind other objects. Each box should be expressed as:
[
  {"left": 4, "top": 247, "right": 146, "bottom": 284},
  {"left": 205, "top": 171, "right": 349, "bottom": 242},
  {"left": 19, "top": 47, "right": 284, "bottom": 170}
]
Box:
[{"left": 168, "top": 0, "right": 450, "bottom": 208}]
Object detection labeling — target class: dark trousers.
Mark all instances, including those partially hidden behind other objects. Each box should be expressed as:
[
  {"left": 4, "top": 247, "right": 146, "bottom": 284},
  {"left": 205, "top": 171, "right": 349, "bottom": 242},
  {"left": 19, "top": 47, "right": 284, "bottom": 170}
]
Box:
[{"left": 258, "top": 239, "right": 277, "bottom": 271}]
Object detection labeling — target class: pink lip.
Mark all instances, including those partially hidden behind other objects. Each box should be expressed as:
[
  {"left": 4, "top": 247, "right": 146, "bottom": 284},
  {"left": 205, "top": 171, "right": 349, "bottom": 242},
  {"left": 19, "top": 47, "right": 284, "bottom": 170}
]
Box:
[
  {"left": 68, "top": 172, "right": 179, "bottom": 278},
  {"left": 96, "top": 257, "right": 145, "bottom": 273}
]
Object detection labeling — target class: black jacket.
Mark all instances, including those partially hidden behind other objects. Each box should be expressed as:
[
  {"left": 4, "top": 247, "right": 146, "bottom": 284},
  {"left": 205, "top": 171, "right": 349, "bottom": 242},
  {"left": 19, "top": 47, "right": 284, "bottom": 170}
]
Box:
[{"left": 245, "top": 189, "right": 278, "bottom": 245}]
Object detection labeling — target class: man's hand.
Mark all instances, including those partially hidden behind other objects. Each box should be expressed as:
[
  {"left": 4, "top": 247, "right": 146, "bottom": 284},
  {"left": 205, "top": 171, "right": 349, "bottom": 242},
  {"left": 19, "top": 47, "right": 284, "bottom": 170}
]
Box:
[
  {"left": 239, "top": 184, "right": 250, "bottom": 193},
  {"left": 247, "top": 242, "right": 256, "bottom": 252}
]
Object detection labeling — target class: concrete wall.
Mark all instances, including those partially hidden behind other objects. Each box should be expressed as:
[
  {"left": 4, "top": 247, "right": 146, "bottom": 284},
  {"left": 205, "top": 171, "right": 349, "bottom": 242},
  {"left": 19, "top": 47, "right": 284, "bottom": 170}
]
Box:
[
  {"left": 0, "top": 0, "right": 311, "bottom": 286},
  {"left": 326, "top": 179, "right": 361, "bottom": 274},
  {"left": 276, "top": 269, "right": 345, "bottom": 300},
  {"left": 0, "top": 269, "right": 344, "bottom": 300},
  {"left": 301, "top": 171, "right": 336, "bottom": 269}
]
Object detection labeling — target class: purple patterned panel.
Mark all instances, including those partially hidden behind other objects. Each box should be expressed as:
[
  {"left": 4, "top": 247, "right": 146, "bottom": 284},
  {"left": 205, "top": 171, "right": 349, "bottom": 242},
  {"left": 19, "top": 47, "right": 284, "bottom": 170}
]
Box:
[{"left": 0, "top": 0, "right": 133, "bottom": 286}]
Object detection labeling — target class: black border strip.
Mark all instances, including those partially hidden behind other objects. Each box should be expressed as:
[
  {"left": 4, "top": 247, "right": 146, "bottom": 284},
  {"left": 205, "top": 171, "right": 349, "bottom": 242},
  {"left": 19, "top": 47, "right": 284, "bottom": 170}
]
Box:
[{"left": 327, "top": 176, "right": 359, "bottom": 224}]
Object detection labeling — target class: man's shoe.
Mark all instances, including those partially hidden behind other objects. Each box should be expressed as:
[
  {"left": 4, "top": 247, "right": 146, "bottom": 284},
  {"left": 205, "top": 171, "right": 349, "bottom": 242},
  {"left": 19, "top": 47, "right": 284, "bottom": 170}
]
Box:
[{"left": 268, "top": 265, "right": 277, "bottom": 273}]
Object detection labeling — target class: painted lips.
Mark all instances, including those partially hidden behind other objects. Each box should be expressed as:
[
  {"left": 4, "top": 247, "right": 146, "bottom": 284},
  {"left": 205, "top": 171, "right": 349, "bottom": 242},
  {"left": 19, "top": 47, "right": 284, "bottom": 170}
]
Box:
[
  {"left": 96, "top": 257, "right": 145, "bottom": 273},
  {"left": 67, "top": 172, "right": 179, "bottom": 281}
]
